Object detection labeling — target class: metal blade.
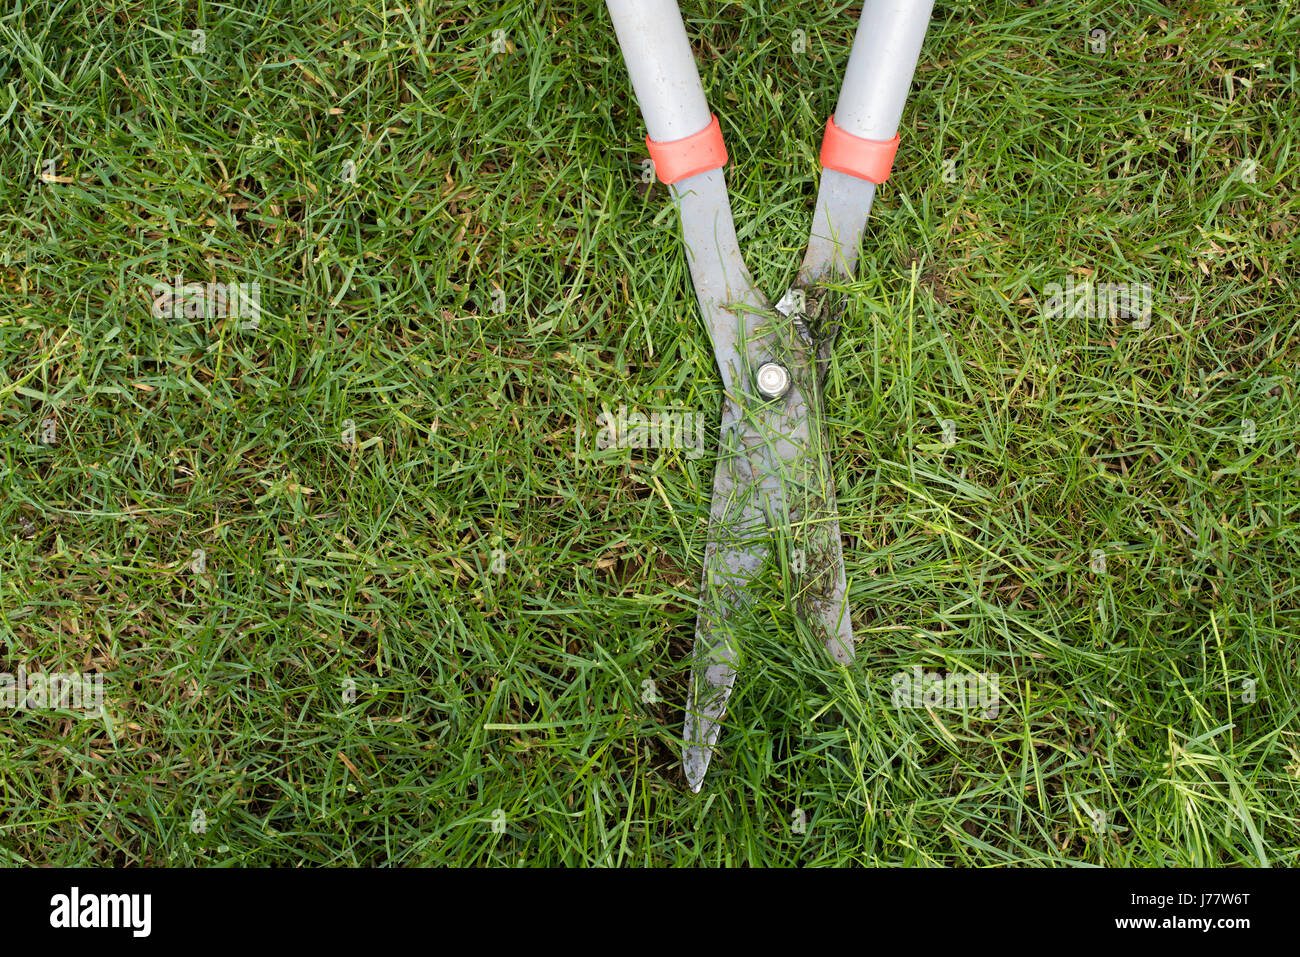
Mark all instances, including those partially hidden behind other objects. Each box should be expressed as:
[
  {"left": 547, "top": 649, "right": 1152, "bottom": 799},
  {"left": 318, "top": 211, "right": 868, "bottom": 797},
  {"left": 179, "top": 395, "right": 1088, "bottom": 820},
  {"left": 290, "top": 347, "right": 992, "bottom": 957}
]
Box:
[
  {"left": 669, "top": 170, "right": 781, "bottom": 791},
  {"left": 776, "top": 286, "right": 854, "bottom": 664},
  {"left": 683, "top": 296, "right": 853, "bottom": 789},
  {"left": 683, "top": 395, "right": 767, "bottom": 792},
  {"left": 781, "top": 415, "right": 853, "bottom": 665}
]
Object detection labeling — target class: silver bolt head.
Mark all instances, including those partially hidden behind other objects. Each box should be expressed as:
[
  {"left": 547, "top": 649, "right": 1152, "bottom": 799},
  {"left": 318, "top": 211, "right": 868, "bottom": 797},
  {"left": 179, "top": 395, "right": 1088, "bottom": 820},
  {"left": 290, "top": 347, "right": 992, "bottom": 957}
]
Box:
[{"left": 756, "top": 362, "right": 790, "bottom": 399}]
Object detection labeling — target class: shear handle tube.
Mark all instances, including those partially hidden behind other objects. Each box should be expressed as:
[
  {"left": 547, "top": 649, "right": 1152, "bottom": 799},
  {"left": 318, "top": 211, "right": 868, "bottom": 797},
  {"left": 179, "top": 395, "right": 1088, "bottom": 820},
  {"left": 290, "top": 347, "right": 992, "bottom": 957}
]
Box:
[
  {"left": 606, "top": 0, "right": 712, "bottom": 144},
  {"left": 832, "top": 0, "right": 935, "bottom": 141}
]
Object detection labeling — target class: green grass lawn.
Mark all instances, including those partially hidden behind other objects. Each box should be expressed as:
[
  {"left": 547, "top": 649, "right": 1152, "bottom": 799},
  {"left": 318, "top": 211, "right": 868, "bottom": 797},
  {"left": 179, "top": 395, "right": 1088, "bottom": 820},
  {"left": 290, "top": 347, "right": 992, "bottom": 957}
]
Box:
[{"left": 1, "top": 0, "right": 1297, "bottom": 866}]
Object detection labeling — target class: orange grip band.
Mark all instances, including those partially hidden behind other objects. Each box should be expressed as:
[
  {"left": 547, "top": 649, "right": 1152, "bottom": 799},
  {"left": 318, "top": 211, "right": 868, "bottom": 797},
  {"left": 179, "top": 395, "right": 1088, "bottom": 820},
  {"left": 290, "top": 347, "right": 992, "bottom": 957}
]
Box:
[
  {"left": 819, "top": 116, "right": 900, "bottom": 184},
  {"left": 646, "top": 115, "right": 727, "bottom": 185}
]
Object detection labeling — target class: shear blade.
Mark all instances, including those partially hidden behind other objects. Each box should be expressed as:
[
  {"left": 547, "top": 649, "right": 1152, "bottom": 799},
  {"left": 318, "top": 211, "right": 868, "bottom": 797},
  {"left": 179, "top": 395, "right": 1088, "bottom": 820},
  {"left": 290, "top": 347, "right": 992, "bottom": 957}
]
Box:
[
  {"left": 683, "top": 324, "right": 853, "bottom": 790},
  {"left": 683, "top": 393, "right": 768, "bottom": 791}
]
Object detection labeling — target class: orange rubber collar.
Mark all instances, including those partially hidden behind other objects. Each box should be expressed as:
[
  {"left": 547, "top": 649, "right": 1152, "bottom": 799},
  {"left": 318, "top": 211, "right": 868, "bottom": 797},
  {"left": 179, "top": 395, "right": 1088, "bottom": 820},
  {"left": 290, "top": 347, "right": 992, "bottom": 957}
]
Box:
[
  {"left": 819, "top": 116, "right": 900, "bottom": 184},
  {"left": 646, "top": 115, "right": 727, "bottom": 185}
]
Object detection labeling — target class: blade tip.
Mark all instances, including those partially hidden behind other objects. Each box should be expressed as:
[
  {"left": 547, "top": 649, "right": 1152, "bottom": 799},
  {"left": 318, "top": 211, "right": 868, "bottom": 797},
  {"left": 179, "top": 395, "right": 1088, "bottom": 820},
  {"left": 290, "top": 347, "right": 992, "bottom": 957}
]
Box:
[{"left": 682, "top": 748, "right": 709, "bottom": 792}]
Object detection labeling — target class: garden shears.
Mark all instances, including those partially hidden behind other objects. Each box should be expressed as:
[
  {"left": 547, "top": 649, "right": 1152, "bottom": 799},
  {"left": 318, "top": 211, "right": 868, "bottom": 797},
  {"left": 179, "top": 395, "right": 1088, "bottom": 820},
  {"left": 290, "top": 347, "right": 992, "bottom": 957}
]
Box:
[{"left": 606, "top": 0, "right": 934, "bottom": 790}]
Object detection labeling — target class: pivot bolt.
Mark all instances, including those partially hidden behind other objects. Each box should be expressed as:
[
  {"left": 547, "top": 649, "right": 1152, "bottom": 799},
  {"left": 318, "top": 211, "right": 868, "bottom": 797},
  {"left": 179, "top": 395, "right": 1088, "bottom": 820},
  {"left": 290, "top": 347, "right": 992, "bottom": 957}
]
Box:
[{"left": 755, "top": 362, "right": 790, "bottom": 399}]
